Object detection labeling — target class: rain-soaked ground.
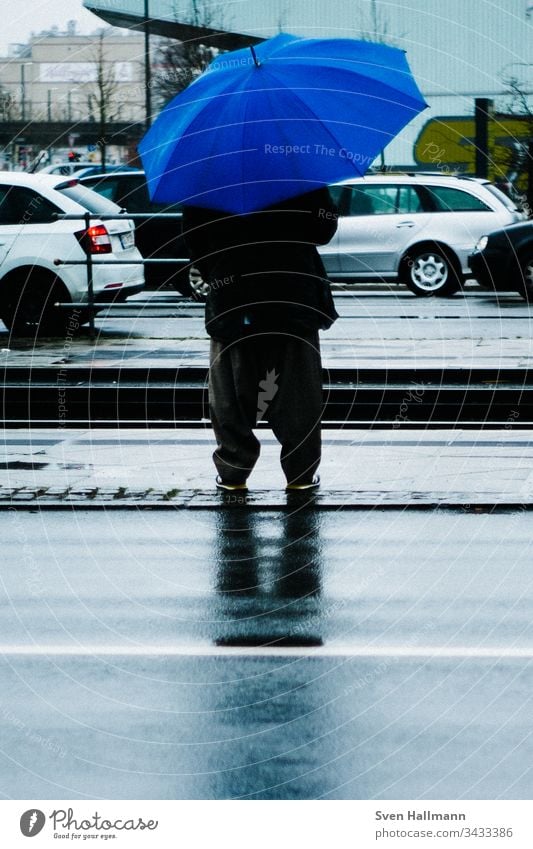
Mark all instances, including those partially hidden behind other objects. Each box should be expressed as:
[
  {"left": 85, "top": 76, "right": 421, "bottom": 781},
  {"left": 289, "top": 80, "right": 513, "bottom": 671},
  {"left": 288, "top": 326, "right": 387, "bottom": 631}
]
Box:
[
  {"left": 1, "top": 508, "right": 532, "bottom": 799},
  {"left": 1, "top": 286, "right": 532, "bottom": 800}
]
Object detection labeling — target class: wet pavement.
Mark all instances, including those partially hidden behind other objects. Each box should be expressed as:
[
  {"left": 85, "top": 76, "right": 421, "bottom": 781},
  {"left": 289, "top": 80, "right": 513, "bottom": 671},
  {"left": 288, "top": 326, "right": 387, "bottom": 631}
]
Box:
[
  {"left": 1, "top": 427, "right": 533, "bottom": 506},
  {"left": 1, "top": 286, "right": 532, "bottom": 801},
  {"left": 1, "top": 508, "right": 532, "bottom": 799},
  {"left": 1, "top": 288, "right": 533, "bottom": 370}
]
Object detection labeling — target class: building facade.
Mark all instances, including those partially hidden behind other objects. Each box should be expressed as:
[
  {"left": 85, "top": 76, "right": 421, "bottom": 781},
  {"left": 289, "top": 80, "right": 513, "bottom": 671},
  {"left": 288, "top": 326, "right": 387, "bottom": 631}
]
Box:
[
  {"left": 0, "top": 25, "right": 146, "bottom": 125},
  {"left": 0, "top": 23, "right": 149, "bottom": 167}
]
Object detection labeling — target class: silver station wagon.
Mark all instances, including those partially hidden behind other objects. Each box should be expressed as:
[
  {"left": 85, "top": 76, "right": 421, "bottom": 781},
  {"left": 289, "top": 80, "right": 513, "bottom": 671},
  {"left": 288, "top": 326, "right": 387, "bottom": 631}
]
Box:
[{"left": 319, "top": 173, "right": 524, "bottom": 296}]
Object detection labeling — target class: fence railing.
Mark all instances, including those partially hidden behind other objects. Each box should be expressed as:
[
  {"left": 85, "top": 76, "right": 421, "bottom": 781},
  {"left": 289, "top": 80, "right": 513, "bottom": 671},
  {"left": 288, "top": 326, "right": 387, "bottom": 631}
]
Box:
[{"left": 53, "top": 211, "right": 191, "bottom": 337}]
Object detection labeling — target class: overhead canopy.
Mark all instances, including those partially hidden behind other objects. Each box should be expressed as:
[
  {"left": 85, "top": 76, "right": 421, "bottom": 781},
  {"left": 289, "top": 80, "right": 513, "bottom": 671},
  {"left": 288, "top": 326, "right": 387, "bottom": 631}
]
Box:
[{"left": 83, "top": 0, "right": 263, "bottom": 49}]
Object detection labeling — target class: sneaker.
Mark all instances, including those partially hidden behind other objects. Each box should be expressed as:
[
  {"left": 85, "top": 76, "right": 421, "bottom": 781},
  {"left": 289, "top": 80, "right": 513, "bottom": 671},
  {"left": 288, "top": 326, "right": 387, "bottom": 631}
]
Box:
[
  {"left": 216, "top": 476, "right": 248, "bottom": 492},
  {"left": 286, "top": 475, "right": 320, "bottom": 492}
]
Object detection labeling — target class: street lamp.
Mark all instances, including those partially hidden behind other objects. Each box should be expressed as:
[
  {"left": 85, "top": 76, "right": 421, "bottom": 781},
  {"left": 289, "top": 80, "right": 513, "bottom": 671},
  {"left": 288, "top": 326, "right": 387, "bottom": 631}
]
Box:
[
  {"left": 20, "top": 63, "right": 31, "bottom": 121},
  {"left": 144, "top": 0, "right": 152, "bottom": 130}
]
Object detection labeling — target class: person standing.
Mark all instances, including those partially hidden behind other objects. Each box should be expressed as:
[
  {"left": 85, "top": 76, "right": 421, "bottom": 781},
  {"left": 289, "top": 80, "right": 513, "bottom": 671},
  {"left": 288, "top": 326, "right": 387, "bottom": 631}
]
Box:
[{"left": 182, "top": 187, "right": 338, "bottom": 491}]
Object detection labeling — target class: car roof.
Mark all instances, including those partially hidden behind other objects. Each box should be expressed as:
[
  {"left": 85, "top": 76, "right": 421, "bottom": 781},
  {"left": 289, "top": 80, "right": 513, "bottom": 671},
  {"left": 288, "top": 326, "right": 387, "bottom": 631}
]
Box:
[
  {"left": 38, "top": 162, "right": 93, "bottom": 171},
  {"left": 487, "top": 220, "right": 533, "bottom": 237},
  {"left": 79, "top": 170, "right": 145, "bottom": 179},
  {"left": 0, "top": 170, "right": 80, "bottom": 190},
  {"left": 0, "top": 171, "right": 121, "bottom": 215},
  {"left": 335, "top": 172, "right": 489, "bottom": 187}
]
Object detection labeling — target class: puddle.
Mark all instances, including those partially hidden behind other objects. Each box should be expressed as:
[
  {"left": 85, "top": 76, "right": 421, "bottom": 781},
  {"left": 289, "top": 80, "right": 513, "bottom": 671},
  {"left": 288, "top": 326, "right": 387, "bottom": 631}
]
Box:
[{"left": 0, "top": 462, "right": 49, "bottom": 470}]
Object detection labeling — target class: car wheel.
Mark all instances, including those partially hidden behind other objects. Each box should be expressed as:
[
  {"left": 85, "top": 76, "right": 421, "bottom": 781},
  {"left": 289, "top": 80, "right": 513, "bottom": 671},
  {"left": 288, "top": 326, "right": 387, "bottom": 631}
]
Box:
[
  {"left": 517, "top": 251, "right": 533, "bottom": 302},
  {"left": 401, "top": 246, "right": 462, "bottom": 297},
  {"left": 0, "top": 271, "right": 73, "bottom": 337}
]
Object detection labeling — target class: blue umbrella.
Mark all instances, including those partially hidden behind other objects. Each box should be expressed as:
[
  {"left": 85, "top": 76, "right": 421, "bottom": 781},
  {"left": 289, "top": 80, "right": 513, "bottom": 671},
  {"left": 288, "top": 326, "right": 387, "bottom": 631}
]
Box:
[{"left": 139, "top": 32, "right": 427, "bottom": 215}]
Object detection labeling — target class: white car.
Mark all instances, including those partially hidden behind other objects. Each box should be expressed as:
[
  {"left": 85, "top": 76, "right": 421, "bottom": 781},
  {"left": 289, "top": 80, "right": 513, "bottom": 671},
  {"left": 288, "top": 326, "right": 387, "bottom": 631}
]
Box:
[
  {"left": 37, "top": 162, "right": 95, "bottom": 176},
  {"left": 0, "top": 172, "right": 144, "bottom": 334},
  {"left": 319, "top": 173, "right": 525, "bottom": 296}
]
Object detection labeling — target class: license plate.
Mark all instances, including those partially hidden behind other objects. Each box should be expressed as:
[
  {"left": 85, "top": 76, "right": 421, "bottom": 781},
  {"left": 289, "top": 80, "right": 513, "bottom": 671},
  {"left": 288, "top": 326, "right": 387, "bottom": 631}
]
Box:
[{"left": 119, "top": 231, "right": 134, "bottom": 250}]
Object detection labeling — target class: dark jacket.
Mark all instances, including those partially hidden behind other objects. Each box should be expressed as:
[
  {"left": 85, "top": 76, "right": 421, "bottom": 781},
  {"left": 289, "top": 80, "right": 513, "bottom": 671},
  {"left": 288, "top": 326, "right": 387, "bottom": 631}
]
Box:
[{"left": 182, "top": 187, "right": 339, "bottom": 342}]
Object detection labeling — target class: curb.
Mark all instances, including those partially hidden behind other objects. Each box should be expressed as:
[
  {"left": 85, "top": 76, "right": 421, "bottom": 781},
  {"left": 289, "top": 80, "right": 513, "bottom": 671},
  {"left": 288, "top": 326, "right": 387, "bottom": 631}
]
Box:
[{"left": 0, "top": 488, "right": 531, "bottom": 511}]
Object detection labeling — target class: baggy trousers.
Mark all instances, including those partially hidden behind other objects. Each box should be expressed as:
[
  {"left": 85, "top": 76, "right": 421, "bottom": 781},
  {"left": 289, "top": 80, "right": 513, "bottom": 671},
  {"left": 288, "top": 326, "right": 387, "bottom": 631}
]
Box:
[{"left": 208, "top": 332, "right": 323, "bottom": 485}]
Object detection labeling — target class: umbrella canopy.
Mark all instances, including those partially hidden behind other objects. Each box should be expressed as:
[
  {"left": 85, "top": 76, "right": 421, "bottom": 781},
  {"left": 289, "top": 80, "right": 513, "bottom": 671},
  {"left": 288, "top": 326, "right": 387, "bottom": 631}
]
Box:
[{"left": 139, "top": 32, "right": 427, "bottom": 215}]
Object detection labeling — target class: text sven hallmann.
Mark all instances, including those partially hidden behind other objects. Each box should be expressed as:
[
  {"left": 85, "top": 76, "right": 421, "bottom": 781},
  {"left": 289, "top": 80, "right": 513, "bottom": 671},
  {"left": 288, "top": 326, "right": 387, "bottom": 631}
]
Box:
[{"left": 375, "top": 811, "right": 466, "bottom": 821}]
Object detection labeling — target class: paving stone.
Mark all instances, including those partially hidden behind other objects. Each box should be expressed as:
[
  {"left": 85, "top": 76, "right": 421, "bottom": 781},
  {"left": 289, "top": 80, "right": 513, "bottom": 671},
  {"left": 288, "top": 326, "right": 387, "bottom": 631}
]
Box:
[{"left": 43, "top": 487, "right": 71, "bottom": 495}]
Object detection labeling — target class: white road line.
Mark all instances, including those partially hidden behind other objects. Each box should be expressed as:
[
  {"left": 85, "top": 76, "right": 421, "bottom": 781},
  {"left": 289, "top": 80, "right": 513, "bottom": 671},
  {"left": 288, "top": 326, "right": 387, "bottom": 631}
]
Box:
[{"left": 0, "top": 645, "right": 532, "bottom": 658}]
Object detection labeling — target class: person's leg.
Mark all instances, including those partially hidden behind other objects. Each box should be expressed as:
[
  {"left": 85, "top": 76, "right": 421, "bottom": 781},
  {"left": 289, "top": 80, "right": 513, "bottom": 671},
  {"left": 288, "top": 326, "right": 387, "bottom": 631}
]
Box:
[
  {"left": 263, "top": 333, "right": 323, "bottom": 486},
  {"left": 208, "top": 337, "right": 261, "bottom": 483}
]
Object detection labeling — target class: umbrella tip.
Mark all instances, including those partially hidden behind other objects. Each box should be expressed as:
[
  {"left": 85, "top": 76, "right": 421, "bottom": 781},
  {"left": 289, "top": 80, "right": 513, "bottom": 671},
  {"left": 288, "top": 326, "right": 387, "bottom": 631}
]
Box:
[{"left": 250, "top": 45, "right": 261, "bottom": 68}]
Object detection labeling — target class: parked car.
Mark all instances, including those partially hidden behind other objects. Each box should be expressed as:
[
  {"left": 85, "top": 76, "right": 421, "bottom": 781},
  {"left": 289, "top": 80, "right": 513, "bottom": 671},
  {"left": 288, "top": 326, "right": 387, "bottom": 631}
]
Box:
[
  {"left": 74, "top": 165, "right": 140, "bottom": 178},
  {"left": 0, "top": 172, "right": 144, "bottom": 335},
  {"left": 38, "top": 163, "right": 138, "bottom": 178},
  {"left": 319, "top": 173, "right": 525, "bottom": 296},
  {"left": 469, "top": 221, "right": 533, "bottom": 301},
  {"left": 80, "top": 169, "right": 524, "bottom": 300},
  {"left": 37, "top": 161, "right": 96, "bottom": 176},
  {"left": 78, "top": 170, "right": 201, "bottom": 297}
]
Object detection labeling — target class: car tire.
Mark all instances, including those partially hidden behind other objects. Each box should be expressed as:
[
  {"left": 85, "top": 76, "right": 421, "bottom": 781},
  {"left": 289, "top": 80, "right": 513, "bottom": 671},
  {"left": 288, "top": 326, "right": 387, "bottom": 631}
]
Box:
[
  {"left": 400, "top": 245, "right": 462, "bottom": 297},
  {"left": 0, "top": 270, "right": 74, "bottom": 337},
  {"left": 517, "top": 251, "right": 533, "bottom": 302}
]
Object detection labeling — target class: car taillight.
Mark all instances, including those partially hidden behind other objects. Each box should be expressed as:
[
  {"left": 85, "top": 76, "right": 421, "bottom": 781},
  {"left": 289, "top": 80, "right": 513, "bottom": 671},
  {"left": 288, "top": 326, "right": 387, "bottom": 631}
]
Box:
[{"left": 74, "top": 223, "right": 112, "bottom": 254}]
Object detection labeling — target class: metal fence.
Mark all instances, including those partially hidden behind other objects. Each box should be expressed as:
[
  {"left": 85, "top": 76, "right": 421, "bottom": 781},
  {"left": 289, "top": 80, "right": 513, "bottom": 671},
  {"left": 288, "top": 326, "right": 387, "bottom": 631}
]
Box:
[{"left": 54, "top": 210, "right": 191, "bottom": 337}]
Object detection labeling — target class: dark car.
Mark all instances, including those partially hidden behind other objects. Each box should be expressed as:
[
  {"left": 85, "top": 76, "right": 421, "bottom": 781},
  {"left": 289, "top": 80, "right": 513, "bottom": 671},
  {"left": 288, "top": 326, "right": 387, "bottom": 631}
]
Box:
[
  {"left": 78, "top": 170, "right": 203, "bottom": 296},
  {"left": 469, "top": 221, "right": 533, "bottom": 301},
  {"left": 74, "top": 164, "right": 140, "bottom": 178}
]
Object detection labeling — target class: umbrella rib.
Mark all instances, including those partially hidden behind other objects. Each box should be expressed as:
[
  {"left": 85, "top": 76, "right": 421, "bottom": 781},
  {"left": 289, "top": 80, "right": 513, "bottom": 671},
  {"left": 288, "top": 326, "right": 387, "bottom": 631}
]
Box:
[
  {"left": 264, "top": 69, "right": 426, "bottom": 119},
  {"left": 146, "top": 70, "right": 260, "bottom": 200},
  {"left": 252, "top": 71, "right": 369, "bottom": 178}
]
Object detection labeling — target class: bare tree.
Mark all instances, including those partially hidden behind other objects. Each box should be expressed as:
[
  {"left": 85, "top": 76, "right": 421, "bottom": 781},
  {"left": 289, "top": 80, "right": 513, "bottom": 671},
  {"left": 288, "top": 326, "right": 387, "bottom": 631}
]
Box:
[
  {"left": 85, "top": 30, "right": 122, "bottom": 171},
  {"left": 358, "top": 1, "right": 402, "bottom": 168},
  {"left": 500, "top": 71, "right": 533, "bottom": 216},
  {"left": 0, "top": 86, "right": 17, "bottom": 121},
  {"left": 359, "top": 0, "right": 398, "bottom": 45},
  {"left": 153, "top": 0, "right": 229, "bottom": 105}
]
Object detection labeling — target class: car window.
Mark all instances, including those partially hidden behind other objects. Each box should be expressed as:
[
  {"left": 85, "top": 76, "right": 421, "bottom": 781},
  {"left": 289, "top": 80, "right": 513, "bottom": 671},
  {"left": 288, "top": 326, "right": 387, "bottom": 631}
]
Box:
[
  {"left": 0, "top": 185, "right": 17, "bottom": 224},
  {"left": 397, "top": 186, "right": 423, "bottom": 214},
  {"left": 56, "top": 182, "right": 123, "bottom": 215},
  {"left": 426, "top": 186, "right": 491, "bottom": 212},
  {"left": 82, "top": 177, "right": 121, "bottom": 202},
  {"left": 485, "top": 183, "right": 521, "bottom": 212},
  {"left": 346, "top": 185, "right": 400, "bottom": 216},
  {"left": 120, "top": 178, "right": 151, "bottom": 213},
  {"left": 0, "top": 185, "right": 60, "bottom": 224},
  {"left": 328, "top": 184, "right": 345, "bottom": 209},
  {"left": 150, "top": 201, "right": 183, "bottom": 214}
]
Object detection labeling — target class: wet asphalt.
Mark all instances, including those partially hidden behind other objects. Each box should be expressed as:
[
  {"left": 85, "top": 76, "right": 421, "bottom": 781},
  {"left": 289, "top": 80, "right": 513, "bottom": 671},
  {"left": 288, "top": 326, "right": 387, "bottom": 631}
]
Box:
[
  {"left": 1, "top": 287, "right": 532, "bottom": 800},
  {"left": 1, "top": 508, "right": 532, "bottom": 800}
]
